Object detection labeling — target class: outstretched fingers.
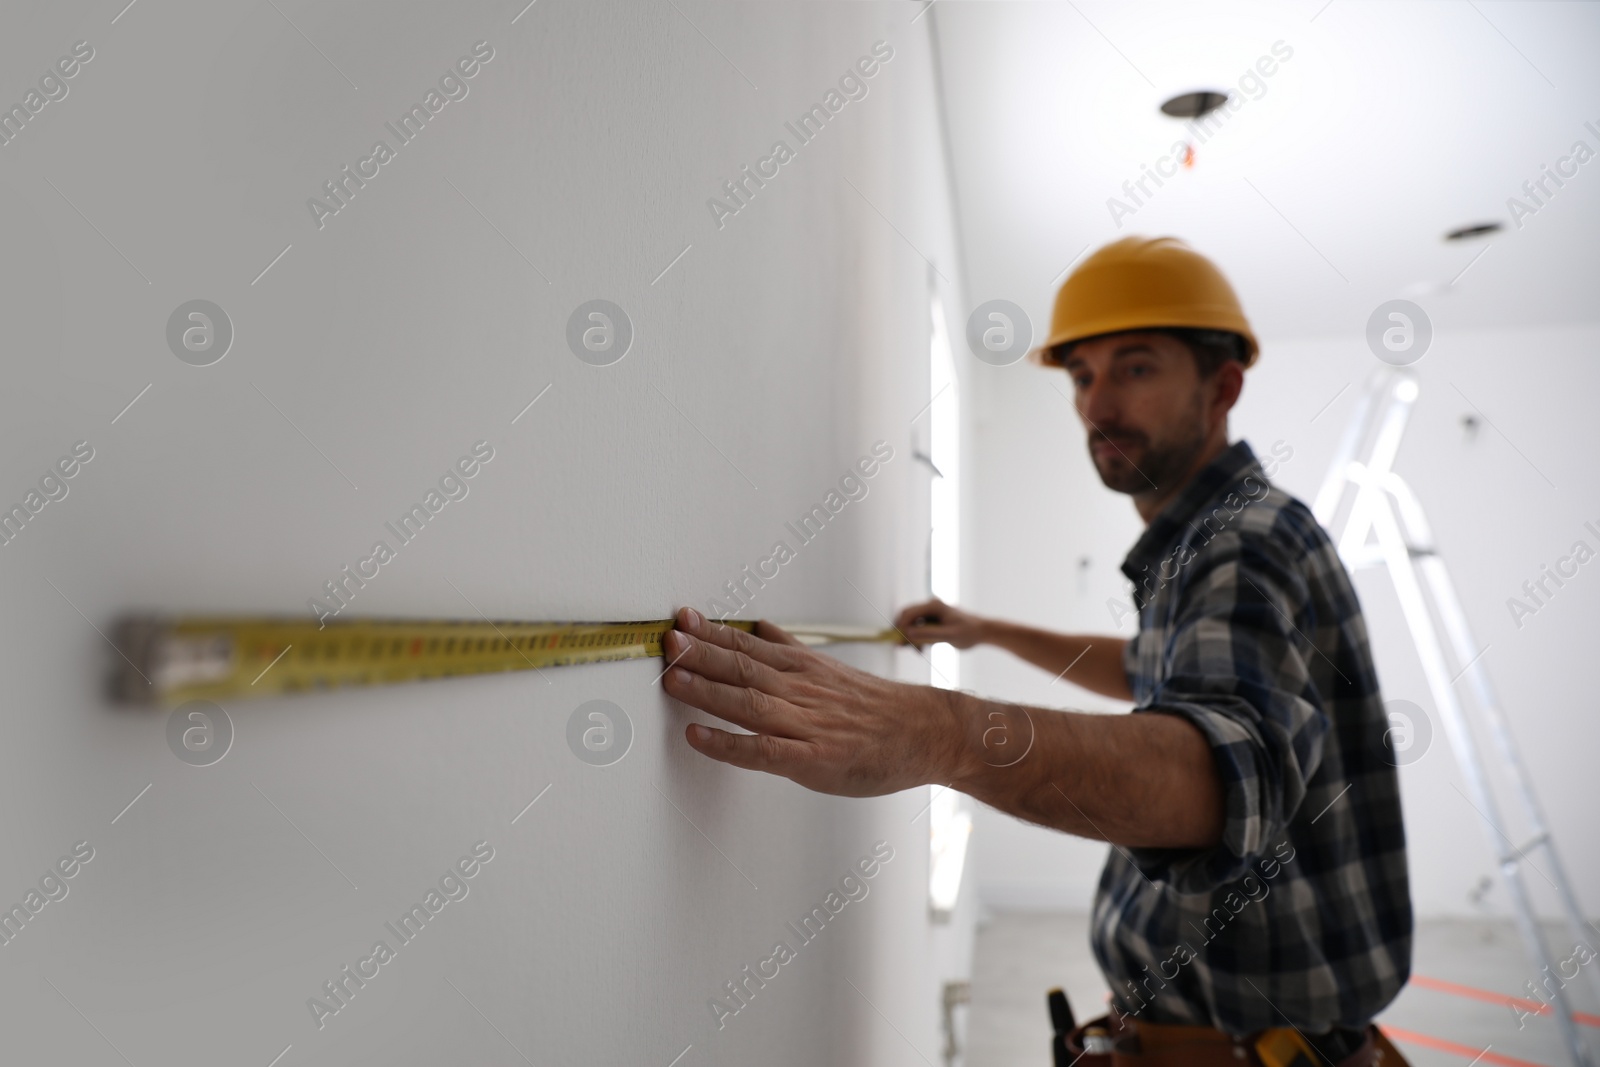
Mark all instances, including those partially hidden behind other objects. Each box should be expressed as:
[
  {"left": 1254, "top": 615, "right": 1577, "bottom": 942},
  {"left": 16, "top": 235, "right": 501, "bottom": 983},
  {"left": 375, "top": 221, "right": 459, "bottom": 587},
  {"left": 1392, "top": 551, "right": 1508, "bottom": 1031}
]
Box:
[
  {"left": 662, "top": 658, "right": 801, "bottom": 737},
  {"left": 685, "top": 722, "right": 812, "bottom": 775},
  {"left": 665, "top": 626, "right": 785, "bottom": 693},
  {"left": 676, "top": 607, "right": 806, "bottom": 670}
]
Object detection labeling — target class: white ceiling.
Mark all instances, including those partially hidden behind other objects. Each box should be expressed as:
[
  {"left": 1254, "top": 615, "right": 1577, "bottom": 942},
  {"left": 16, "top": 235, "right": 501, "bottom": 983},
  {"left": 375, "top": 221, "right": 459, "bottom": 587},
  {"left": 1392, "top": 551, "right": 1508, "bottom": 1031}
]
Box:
[{"left": 930, "top": 0, "right": 1600, "bottom": 344}]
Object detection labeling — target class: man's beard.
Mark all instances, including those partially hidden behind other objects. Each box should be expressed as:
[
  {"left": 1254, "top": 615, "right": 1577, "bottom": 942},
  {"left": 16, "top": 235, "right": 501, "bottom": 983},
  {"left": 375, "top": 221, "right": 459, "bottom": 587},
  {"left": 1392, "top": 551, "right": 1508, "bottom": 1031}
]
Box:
[{"left": 1087, "top": 401, "right": 1206, "bottom": 497}]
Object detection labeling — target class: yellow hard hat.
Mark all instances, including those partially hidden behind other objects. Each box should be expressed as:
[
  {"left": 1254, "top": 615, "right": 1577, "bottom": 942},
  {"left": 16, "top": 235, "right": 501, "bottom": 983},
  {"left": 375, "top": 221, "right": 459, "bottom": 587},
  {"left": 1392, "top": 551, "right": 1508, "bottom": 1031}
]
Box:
[{"left": 1030, "top": 236, "right": 1259, "bottom": 368}]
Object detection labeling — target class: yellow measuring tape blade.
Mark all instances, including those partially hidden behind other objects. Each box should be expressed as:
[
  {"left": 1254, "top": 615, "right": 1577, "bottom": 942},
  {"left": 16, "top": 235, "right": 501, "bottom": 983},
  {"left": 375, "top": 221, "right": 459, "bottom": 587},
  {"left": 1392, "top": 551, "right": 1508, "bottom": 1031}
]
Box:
[{"left": 111, "top": 616, "right": 904, "bottom": 706}]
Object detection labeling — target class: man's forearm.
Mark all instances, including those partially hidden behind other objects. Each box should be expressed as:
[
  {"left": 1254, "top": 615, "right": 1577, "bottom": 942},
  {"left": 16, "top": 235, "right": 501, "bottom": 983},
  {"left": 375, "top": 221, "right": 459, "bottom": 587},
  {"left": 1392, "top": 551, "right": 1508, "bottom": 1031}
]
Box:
[
  {"left": 940, "top": 689, "right": 1225, "bottom": 850},
  {"left": 981, "top": 622, "right": 1133, "bottom": 700}
]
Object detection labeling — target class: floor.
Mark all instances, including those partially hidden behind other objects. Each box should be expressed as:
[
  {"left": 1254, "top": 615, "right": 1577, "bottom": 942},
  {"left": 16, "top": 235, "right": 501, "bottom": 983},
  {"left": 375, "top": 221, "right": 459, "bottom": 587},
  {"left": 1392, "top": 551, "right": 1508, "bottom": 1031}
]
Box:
[{"left": 963, "top": 913, "right": 1600, "bottom": 1067}]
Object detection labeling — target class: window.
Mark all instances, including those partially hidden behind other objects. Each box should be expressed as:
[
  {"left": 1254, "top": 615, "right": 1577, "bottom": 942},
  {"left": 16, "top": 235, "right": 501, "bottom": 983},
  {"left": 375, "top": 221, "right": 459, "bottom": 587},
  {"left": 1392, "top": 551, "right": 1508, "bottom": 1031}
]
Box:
[{"left": 927, "top": 288, "right": 971, "bottom": 921}]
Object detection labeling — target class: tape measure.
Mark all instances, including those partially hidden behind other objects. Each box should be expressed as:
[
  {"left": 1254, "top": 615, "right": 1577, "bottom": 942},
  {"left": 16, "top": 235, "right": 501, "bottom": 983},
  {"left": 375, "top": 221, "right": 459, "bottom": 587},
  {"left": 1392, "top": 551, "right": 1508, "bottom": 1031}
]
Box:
[{"left": 110, "top": 616, "right": 904, "bottom": 706}]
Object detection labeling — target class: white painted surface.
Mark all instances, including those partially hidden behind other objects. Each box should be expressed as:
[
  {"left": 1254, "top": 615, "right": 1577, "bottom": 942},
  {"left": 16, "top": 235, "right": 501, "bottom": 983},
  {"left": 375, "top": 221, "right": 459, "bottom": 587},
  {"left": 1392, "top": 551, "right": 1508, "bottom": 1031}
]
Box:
[
  {"left": 0, "top": 3, "right": 975, "bottom": 1064},
  {"left": 934, "top": 0, "right": 1600, "bottom": 341}
]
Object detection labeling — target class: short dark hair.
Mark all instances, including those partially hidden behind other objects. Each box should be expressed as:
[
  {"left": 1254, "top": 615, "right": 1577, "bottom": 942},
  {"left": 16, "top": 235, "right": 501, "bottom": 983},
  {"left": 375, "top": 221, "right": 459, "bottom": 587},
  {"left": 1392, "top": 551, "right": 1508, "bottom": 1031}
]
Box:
[
  {"left": 1048, "top": 328, "right": 1249, "bottom": 376},
  {"left": 1156, "top": 328, "right": 1248, "bottom": 377}
]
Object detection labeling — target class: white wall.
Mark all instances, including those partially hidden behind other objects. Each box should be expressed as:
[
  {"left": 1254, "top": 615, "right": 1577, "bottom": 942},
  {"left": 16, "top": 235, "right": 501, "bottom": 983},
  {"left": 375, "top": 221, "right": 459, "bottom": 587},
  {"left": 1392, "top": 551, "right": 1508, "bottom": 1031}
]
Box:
[
  {"left": 963, "top": 320, "right": 1600, "bottom": 922},
  {"left": 0, "top": 3, "right": 975, "bottom": 1064}
]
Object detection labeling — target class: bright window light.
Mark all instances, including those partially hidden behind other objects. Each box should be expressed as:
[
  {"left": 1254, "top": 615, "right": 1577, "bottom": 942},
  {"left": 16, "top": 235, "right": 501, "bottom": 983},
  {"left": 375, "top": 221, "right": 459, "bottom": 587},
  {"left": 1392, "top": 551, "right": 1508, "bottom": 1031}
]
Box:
[
  {"left": 929, "top": 786, "right": 972, "bottom": 918},
  {"left": 927, "top": 288, "right": 970, "bottom": 921},
  {"left": 929, "top": 292, "right": 960, "bottom": 688}
]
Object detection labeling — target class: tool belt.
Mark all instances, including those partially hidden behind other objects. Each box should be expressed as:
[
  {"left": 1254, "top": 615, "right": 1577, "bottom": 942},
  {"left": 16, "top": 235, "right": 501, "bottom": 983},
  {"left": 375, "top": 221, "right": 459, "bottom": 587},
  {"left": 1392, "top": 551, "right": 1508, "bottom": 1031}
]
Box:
[{"left": 1059, "top": 1013, "right": 1409, "bottom": 1067}]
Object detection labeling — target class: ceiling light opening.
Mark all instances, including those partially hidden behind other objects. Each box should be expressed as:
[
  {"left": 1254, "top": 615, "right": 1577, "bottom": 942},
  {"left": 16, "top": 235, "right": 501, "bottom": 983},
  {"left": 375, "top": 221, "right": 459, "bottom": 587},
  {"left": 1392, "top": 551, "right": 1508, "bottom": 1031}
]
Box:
[
  {"left": 1160, "top": 90, "right": 1229, "bottom": 120},
  {"left": 1445, "top": 222, "right": 1503, "bottom": 241}
]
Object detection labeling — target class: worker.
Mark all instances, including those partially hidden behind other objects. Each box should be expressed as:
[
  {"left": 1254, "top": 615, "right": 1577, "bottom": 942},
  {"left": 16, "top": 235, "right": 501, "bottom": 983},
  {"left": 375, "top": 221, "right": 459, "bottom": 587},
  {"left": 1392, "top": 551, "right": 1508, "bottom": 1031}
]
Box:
[{"left": 662, "top": 236, "right": 1413, "bottom": 1066}]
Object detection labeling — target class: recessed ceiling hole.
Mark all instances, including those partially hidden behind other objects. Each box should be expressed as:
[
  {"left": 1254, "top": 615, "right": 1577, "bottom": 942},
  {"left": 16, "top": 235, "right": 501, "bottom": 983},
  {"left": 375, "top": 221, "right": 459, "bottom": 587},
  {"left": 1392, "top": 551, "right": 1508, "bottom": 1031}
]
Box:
[
  {"left": 1445, "top": 222, "right": 1503, "bottom": 241},
  {"left": 1159, "top": 90, "right": 1229, "bottom": 120}
]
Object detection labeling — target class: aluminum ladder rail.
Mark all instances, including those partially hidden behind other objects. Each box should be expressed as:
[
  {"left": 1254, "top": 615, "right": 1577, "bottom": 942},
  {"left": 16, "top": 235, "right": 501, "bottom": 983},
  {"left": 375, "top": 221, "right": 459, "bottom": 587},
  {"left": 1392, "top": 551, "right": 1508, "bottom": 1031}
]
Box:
[{"left": 1311, "top": 366, "right": 1597, "bottom": 1067}]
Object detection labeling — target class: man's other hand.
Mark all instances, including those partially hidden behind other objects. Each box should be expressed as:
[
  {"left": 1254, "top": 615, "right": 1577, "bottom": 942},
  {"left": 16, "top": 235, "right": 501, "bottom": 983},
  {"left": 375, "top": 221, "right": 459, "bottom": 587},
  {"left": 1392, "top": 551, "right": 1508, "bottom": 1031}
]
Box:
[{"left": 893, "top": 597, "right": 988, "bottom": 649}]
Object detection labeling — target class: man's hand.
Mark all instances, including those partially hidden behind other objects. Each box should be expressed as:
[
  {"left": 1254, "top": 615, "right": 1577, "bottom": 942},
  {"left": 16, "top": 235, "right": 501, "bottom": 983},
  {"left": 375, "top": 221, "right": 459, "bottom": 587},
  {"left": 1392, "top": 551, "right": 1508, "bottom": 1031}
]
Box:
[
  {"left": 893, "top": 597, "right": 989, "bottom": 649},
  {"left": 662, "top": 608, "right": 1223, "bottom": 848},
  {"left": 898, "top": 600, "right": 1133, "bottom": 700},
  {"left": 661, "top": 607, "right": 961, "bottom": 797}
]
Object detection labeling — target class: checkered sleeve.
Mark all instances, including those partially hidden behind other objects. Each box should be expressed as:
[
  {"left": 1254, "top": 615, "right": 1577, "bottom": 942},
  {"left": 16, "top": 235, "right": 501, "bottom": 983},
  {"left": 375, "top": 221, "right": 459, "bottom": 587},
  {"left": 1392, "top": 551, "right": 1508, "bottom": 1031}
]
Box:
[{"left": 1125, "top": 529, "right": 1331, "bottom": 893}]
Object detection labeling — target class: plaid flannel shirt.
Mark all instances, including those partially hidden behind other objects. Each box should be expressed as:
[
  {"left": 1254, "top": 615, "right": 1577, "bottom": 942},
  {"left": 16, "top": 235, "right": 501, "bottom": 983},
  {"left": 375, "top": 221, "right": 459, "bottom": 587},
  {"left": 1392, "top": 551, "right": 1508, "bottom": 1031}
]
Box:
[{"left": 1090, "top": 439, "right": 1413, "bottom": 1035}]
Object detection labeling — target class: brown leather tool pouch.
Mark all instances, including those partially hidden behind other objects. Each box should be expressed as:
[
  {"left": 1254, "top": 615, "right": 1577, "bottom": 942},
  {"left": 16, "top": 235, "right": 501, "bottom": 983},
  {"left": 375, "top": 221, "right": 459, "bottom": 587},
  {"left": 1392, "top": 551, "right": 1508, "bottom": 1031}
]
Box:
[{"left": 1062, "top": 1014, "right": 1409, "bottom": 1067}]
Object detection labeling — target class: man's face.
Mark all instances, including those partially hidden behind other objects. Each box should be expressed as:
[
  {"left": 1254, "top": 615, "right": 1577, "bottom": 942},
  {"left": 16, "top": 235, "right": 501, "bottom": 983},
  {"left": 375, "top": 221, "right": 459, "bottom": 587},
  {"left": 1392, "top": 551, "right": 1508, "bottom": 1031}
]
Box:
[{"left": 1061, "top": 331, "right": 1212, "bottom": 497}]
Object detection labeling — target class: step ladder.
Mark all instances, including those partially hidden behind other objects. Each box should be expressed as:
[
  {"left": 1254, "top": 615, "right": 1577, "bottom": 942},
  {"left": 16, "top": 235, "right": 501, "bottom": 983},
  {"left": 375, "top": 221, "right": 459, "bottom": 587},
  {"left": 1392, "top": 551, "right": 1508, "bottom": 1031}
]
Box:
[{"left": 1311, "top": 366, "right": 1598, "bottom": 1067}]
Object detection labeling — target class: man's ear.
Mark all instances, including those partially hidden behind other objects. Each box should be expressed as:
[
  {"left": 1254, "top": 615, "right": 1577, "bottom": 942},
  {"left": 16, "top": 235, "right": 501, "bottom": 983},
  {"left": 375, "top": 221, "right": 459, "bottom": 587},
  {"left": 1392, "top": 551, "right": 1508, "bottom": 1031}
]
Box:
[{"left": 1211, "top": 361, "right": 1245, "bottom": 419}]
